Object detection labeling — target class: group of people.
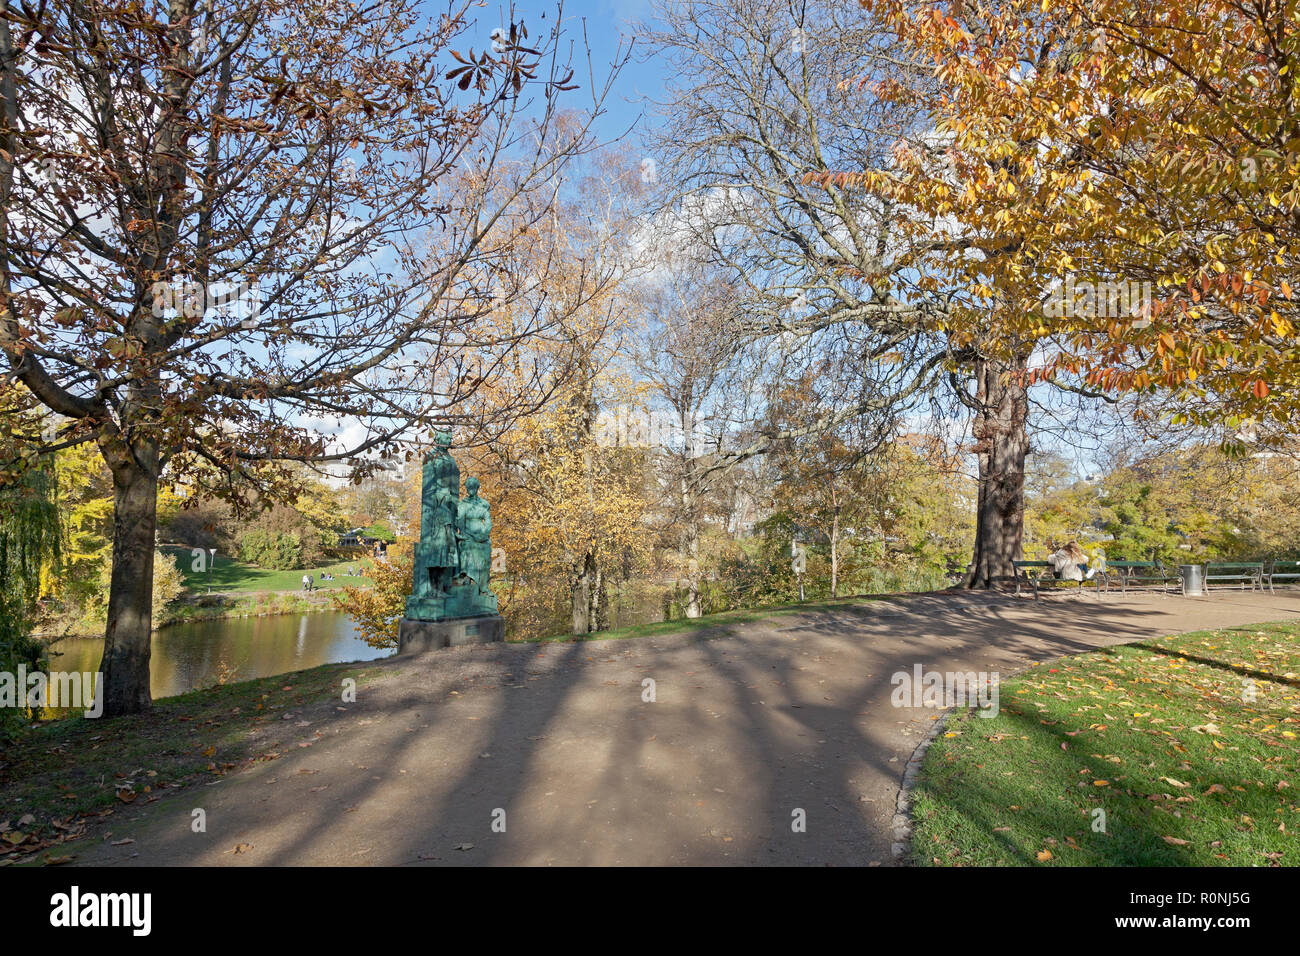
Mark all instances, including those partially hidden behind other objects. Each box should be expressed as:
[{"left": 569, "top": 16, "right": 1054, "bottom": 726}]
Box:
[{"left": 300, "top": 564, "right": 367, "bottom": 591}]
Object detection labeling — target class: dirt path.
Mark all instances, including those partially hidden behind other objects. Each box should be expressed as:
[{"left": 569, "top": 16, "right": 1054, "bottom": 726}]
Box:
[{"left": 70, "top": 589, "right": 1300, "bottom": 866}]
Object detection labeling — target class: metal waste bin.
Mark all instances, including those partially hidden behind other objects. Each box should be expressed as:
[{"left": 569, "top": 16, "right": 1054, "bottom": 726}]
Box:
[{"left": 1180, "top": 564, "right": 1204, "bottom": 596}]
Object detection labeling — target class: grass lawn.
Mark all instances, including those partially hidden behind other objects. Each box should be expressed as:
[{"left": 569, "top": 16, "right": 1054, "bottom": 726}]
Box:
[
  {"left": 160, "top": 546, "right": 373, "bottom": 593},
  {"left": 525, "top": 594, "right": 886, "bottom": 643},
  {"left": 911, "top": 619, "right": 1300, "bottom": 866},
  {"left": 0, "top": 661, "right": 388, "bottom": 864}
]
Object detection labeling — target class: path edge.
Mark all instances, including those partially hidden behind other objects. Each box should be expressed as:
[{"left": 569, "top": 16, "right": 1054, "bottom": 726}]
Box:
[{"left": 890, "top": 706, "right": 970, "bottom": 863}]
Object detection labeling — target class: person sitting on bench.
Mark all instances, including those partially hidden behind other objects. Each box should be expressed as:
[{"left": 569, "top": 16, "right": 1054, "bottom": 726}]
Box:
[{"left": 1047, "top": 541, "right": 1098, "bottom": 582}]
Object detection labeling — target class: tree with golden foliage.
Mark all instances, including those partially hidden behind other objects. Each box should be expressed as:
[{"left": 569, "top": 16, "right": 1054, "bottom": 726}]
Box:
[
  {"left": 332, "top": 539, "right": 413, "bottom": 649},
  {"left": 840, "top": 0, "right": 1300, "bottom": 442}
]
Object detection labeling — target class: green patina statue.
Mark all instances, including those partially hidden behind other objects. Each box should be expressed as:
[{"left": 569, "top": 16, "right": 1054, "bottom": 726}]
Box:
[
  {"left": 404, "top": 431, "right": 499, "bottom": 621},
  {"left": 457, "top": 477, "right": 493, "bottom": 595}
]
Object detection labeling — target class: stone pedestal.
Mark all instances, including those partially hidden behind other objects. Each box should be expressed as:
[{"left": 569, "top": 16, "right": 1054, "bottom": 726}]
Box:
[{"left": 397, "top": 614, "right": 505, "bottom": 656}]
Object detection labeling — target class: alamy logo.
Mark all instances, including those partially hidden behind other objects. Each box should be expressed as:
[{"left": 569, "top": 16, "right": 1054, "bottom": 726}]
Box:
[
  {"left": 890, "top": 665, "right": 999, "bottom": 717},
  {"left": 0, "top": 667, "right": 102, "bottom": 717},
  {"left": 50, "top": 886, "right": 151, "bottom": 936},
  {"left": 1043, "top": 274, "right": 1153, "bottom": 325}
]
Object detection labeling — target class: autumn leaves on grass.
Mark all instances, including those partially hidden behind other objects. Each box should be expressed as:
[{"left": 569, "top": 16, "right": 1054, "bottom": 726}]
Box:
[{"left": 910, "top": 621, "right": 1299, "bottom": 866}]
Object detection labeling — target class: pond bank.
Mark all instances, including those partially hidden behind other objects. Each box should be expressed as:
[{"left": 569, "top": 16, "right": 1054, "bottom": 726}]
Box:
[
  {"left": 36, "top": 588, "right": 345, "bottom": 639},
  {"left": 44, "top": 611, "right": 389, "bottom": 701}
]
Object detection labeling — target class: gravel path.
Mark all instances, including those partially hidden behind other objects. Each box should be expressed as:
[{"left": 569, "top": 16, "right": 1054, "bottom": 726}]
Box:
[{"left": 70, "top": 588, "right": 1300, "bottom": 866}]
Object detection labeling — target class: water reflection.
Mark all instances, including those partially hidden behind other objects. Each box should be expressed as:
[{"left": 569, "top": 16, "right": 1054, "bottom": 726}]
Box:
[{"left": 49, "top": 612, "right": 392, "bottom": 700}]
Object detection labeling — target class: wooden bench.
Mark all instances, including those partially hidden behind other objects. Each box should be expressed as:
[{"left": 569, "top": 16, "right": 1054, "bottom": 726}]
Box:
[
  {"left": 1104, "top": 560, "right": 1181, "bottom": 594},
  {"left": 1268, "top": 560, "right": 1300, "bottom": 591},
  {"left": 1013, "top": 559, "right": 1101, "bottom": 598},
  {"left": 1205, "top": 561, "right": 1264, "bottom": 590}
]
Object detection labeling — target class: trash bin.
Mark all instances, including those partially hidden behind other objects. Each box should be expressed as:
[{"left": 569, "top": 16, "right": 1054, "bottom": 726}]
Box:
[{"left": 1180, "top": 564, "right": 1204, "bottom": 596}]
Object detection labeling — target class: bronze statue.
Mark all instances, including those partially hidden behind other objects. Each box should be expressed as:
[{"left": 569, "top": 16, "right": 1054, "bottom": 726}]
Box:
[
  {"left": 457, "top": 476, "right": 492, "bottom": 594},
  {"left": 404, "top": 430, "right": 498, "bottom": 622}
]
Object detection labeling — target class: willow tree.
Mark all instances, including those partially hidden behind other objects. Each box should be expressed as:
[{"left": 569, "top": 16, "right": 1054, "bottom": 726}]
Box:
[
  {"left": 0, "top": 0, "right": 618, "bottom": 715},
  {"left": 0, "top": 396, "right": 60, "bottom": 733}
]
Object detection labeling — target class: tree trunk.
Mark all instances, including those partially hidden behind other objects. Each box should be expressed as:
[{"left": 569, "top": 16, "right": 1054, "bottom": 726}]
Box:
[
  {"left": 680, "top": 412, "right": 702, "bottom": 619},
  {"left": 98, "top": 441, "right": 159, "bottom": 716},
  {"left": 592, "top": 564, "right": 607, "bottom": 632},
  {"left": 830, "top": 493, "right": 840, "bottom": 598},
  {"left": 570, "top": 549, "right": 606, "bottom": 634},
  {"left": 683, "top": 500, "right": 701, "bottom": 619},
  {"left": 965, "top": 354, "right": 1029, "bottom": 589},
  {"left": 570, "top": 551, "right": 591, "bottom": 634}
]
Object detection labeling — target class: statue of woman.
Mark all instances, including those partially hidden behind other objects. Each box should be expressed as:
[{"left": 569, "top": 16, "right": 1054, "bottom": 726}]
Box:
[{"left": 457, "top": 477, "right": 492, "bottom": 593}]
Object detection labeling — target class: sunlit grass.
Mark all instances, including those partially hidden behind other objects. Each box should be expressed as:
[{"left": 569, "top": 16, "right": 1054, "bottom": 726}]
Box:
[
  {"left": 911, "top": 620, "right": 1300, "bottom": 866},
  {"left": 161, "top": 546, "right": 373, "bottom": 593},
  {"left": 522, "top": 594, "right": 886, "bottom": 643}
]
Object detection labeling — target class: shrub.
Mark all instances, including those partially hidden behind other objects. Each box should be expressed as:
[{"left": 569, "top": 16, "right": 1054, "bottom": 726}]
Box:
[{"left": 238, "top": 528, "right": 303, "bottom": 570}]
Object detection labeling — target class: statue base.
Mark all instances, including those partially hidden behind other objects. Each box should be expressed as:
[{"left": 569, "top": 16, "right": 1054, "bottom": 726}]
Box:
[
  {"left": 405, "top": 580, "right": 498, "bottom": 622},
  {"left": 397, "top": 614, "right": 505, "bottom": 656}
]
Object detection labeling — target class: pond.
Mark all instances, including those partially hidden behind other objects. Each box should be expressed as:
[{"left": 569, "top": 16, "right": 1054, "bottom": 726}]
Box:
[{"left": 49, "top": 612, "right": 392, "bottom": 700}]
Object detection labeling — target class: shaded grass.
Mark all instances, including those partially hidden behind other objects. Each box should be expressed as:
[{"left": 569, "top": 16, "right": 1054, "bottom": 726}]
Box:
[
  {"left": 911, "top": 619, "right": 1300, "bottom": 866},
  {"left": 0, "top": 660, "right": 388, "bottom": 863}
]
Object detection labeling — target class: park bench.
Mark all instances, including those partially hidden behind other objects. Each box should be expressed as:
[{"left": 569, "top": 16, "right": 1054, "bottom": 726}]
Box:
[
  {"left": 1267, "top": 560, "right": 1300, "bottom": 591},
  {"left": 944, "top": 560, "right": 970, "bottom": 587},
  {"left": 1204, "top": 561, "right": 1264, "bottom": 591},
  {"left": 1013, "top": 559, "right": 1102, "bottom": 598},
  {"left": 1104, "top": 560, "right": 1181, "bottom": 594}
]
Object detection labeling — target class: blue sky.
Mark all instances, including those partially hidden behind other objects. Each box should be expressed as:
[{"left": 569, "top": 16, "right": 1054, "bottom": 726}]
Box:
[{"left": 473, "top": 0, "right": 664, "bottom": 146}]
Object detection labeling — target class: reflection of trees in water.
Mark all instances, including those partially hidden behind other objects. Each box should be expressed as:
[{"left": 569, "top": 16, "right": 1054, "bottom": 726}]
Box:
[{"left": 45, "top": 613, "right": 387, "bottom": 703}]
